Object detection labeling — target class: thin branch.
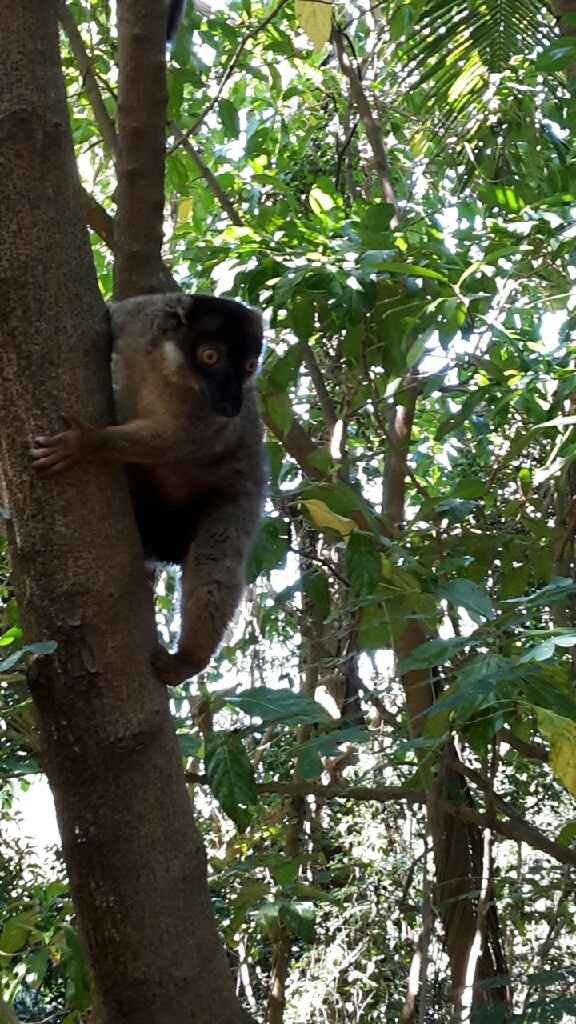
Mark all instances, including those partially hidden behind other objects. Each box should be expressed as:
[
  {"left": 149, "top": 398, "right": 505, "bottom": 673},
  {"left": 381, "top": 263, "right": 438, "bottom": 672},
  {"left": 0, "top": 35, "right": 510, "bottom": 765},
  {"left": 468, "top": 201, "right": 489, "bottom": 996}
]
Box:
[
  {"left": 177, "top": 0, "right": 290, "bottom": 144},
  {"left": 59, "top": 1, "right": 119, "bottom": 161},
  {"left": 186, "top": 771, "right": 423, "bottom": 803},
  {"left": 497, "top": 727, "right": 549, "bottom": 763},
  {"left": 81, "top": 187, "right": 180, "bottom": 292},
  {"left": 82, "top": 187, "right": 115, "bottom": 248},
  {"left": 172, "top": 128, "right": 244, "bottom": 226},
  {"left": 300, "top": 340, "right": 337, "bottom": 435},
  {"left": 257, "top": 780, "right": 423, "bottom": 802},
  {"left": 264, "top": 414, "right": 325, "bottom": 481},
  {"left": 333, "top": 26, "right": 398, "bottom": 210},
  {"left": 437, "top": 799, "right": 576, "bottom": 868},
  {"left": 335, "top": 117, "right": 359, "bottom": 193},
  {"left": 185, "top": 771, "right": 576, "bottom": 866}
]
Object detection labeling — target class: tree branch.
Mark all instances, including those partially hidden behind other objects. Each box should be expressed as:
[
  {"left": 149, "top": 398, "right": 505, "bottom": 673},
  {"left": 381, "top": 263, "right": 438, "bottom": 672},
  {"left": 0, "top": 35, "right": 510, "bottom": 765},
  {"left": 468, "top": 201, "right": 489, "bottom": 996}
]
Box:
[
  {"left": 82, "top": 187, "right": 115, "bottom": 248},
  {"left": 184, "top": 771, "right": 576, "bottom": 867},
  {"left": 59, "top": 1, "right": 119, "bottom": 161},
  {"left": 81, "top": 187, "right": 180, "bottom": 292},
  {"left": 300, "top": 340, "right": 337, "bottom": 435},
  {"left": 172, "top": 128, "right": 244, "bottom": 226},
  {"left": 333, "top": 26, "right": 397, "bottom": 209},
  {"left": 437, "top": 799, "right": 576, "bottom": 869}
]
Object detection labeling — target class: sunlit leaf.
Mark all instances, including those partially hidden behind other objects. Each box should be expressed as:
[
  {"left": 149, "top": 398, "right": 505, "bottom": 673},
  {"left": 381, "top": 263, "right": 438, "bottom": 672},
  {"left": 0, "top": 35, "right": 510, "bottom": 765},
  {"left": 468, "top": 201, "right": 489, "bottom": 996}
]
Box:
[
  {"left": 303, "top": 499, "right": 355, "bottom": 538},
  {"left": 536, "top": 708, "right": 576, "bottom": 796},
  {"left": 295, "top": 0, "right": 332, "bottom": 50}
]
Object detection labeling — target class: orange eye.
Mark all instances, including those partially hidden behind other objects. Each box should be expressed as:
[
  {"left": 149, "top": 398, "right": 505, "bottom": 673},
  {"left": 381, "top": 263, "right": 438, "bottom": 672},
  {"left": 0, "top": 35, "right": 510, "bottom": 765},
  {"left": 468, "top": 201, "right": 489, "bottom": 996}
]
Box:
[
  {"left": 198, "top": 348, "right": 220, "bottom": 367},
  {"left": 244, "top": 358, "right": 259, "bottom": 375}
]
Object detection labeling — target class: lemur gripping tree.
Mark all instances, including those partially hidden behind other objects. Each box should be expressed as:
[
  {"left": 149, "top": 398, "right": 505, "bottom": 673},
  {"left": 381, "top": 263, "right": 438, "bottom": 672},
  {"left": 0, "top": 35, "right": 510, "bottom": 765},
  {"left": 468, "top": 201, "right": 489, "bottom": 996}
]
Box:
[{"left": 32, "top": 293, "right": 266, "bottom": 686}]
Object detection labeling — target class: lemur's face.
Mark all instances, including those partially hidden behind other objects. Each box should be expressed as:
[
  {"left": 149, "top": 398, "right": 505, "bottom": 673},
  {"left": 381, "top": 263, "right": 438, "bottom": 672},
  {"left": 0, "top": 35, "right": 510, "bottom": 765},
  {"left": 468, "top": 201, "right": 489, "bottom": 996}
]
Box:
[{"left": 162, "top": 295, "right": 263, "bottom": 418}]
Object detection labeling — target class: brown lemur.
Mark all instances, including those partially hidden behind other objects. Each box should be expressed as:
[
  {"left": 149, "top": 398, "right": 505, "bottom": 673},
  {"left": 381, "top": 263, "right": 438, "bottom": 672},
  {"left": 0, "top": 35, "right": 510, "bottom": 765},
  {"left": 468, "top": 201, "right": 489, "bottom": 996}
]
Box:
[{"left": 31, "top": 294, "right": 266, "bottom": 686}]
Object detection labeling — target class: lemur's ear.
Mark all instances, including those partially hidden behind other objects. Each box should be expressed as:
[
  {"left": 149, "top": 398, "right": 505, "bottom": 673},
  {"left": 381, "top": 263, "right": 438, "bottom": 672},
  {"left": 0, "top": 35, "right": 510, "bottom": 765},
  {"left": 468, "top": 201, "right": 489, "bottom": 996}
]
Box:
[{"left": 160, "top": 296, "right": 194, "bottom": 334}]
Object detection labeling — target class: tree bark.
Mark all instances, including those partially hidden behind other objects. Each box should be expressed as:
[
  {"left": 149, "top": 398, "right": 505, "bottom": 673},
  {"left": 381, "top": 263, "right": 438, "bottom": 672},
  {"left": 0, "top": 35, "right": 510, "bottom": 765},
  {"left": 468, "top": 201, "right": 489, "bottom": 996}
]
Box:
[
  {"left": 113, "top": 0, "right": 168, "bottom": 297},
  {"left": 0, "top": 5, "right": 246, "bottom": 1022},
  {"left": 381, "top": 383, "right": 510, "bottom": 1012}
]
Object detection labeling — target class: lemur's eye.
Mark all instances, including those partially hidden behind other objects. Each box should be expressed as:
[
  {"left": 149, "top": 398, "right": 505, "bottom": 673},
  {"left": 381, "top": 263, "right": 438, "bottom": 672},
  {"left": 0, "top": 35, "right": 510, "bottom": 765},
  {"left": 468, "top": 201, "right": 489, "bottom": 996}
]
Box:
[
  {"left": 198, "top": 348, "right": 221, "bottom": 367},
  {"left": 244, "top": 358, "right": 259, "bottom": 375}
]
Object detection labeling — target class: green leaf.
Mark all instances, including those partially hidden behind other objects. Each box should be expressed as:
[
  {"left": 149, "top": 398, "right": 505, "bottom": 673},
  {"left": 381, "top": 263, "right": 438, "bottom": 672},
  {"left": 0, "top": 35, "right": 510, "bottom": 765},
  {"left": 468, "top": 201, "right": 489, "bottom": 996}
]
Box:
[
  {"left": 302, "top": 569, "right": 331, "bottom": 618},
  {"left": 296, "top": 726, "right": 370, "bottom": 779},
  {"left": 0, "top": 640, "right": 57, "bottom": 673},
  {"left": 360, "top": 258, "right": 450, "bottom": 283},
  {"left": 536, "top": 708, "right": 576, "bottom": 796},
  {"left": 0, "top": 911, "right": 37, "bottom": 954},
  {"left": 295, "top": 0, "right": 332, "bottom": 50},
  {"left": 219, "top": 98, "right": 240, "bottom": 138},
  {"left": 557, "top": 820, "right": 576, "bottom": 848},
  {"left": 297, "top": 746, "right": 323, "bottom": 779},
  {"left": 281, "top": 900, "right": 315, "bottom": 942},
  {"left": 25, "top": 945, "right": 50, "bottom": 987},
  {"left": 303, "top": 499, "right": 355, "bottom": 538},
  {"left": 503, "top": 578, "right": 576, "bottom": 608},
  {"left": 358, "top": 204, "right": 394, "bottom": 244},
  {"left": 309, "top": 185, "right": 334, "bottom": 215},
  {"left": 535, "top": 38, "right": 576, "bottom": 71},
  {"left": 358, "top": 603, "right": 392, "bottom": 651},
  {"left": 255, "top": 901, "right": 281, "bottom": 936},
  {"left": 177, "top": 733, "right": 203, "bottom": 759},
  {"left": 269, "top": 860, "right": 299, "bottom": 887},
  {"left": 399, "top": 636, "right": 471, "bottom": 672},
  {"left": 245, "top": 517, "right": 290, "bottom": 583},
  {"left": 345, "top": 531, "right": 381, "bottom": 599},
  {"left": 518, "top": 639, "right": 556, "bottom": 664},
  {"left": 438, "top": 579, "right": 494, "bottom": 623},
  {"left": 227, "top": 687, "right": 333, "bottom": 725},
  {"left": 261, "top": 391, "right": 293, "bottom": 437},
  {"left": 524, "top": 677, "right": 576, "bottom": 721},
  {"left": 265, "top": 345, "right": 303, "bottom": 391},
  {"left": 292, "top": 296, "right": 315, "bottom": 341},
  {"left": 205, "top": 732, "right": 257, "bottom": 827},
  {"left": 246, "top": 125, "right": 270, "bottom": 158},
  {"left": 60, "top": 925, "right": 92, "bottom": 1012}
]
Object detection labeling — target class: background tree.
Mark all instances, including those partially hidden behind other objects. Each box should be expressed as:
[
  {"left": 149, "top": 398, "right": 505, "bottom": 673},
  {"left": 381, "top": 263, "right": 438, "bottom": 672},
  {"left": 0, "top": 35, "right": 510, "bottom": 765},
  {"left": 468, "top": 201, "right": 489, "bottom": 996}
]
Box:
[{"left": 2, "top": 0, "right": 576, "bottom": 1022}]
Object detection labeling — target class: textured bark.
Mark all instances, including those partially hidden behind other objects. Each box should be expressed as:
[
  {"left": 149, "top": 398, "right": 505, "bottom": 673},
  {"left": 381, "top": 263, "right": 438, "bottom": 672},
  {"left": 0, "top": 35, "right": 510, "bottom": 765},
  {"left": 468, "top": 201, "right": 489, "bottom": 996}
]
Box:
[
  {"left": 113, "top": 0, "right": 168, "bottom": 297},
  {"left": 381, "top": 382, "right": 510, "bottom": 1012},
  {"left": 552, "top": 0, "right": 576, "bottom": 73},
  {"left": 0, "top": 6, "right": 246, "bottom": 1023},
  {"left": 553, "top": 0, "right": 576, "bottom": 36}
]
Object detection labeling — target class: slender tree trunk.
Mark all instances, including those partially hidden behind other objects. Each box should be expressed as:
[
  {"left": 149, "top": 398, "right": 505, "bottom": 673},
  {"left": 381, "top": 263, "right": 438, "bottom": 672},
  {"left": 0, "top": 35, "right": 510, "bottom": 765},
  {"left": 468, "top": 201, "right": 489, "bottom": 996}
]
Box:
[
  {"left": 113, "top": 0, "right": 168, "bottom": 297},
  {"left": 382, "top": 384, "right": 510, "bottom": 1013},
  {"left": 0, "top": 6, "right": 246, "bottom": 1022}
]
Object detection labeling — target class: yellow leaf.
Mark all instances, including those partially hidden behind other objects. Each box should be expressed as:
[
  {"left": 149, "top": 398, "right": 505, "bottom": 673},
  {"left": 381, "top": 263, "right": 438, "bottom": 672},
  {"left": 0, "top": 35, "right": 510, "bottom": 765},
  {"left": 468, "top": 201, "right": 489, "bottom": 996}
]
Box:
[
  {"left": 536, "top": 707, "right": 576, "bottom": 797},
  {"left": 302, "top": 499, "right": 355, "bottom": 537},
  {"left": 295, "top": 0, "right": 332, "bottom": 51},
  {"left": 177, "top": 198, "right": 193, "bottom": 224}
]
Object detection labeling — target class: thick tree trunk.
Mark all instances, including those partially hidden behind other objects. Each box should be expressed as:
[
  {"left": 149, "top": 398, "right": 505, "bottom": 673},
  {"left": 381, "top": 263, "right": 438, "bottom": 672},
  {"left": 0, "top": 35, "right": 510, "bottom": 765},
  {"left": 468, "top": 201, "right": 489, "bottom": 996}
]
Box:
[{"left": 0, "top": 6, "right": 245, "bottom": 1023}]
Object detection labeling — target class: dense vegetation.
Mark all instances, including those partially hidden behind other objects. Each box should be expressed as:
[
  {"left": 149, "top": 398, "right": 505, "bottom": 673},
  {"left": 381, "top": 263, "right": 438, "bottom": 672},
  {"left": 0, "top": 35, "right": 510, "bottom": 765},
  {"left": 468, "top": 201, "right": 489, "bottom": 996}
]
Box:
[{"left": 2, "top": 0, "right": 576, "bottom": 1020}]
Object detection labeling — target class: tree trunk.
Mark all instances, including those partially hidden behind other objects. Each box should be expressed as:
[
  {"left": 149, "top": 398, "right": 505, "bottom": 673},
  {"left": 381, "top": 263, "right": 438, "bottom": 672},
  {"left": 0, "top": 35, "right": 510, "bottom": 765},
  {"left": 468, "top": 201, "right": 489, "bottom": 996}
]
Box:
[
  {"left": 0, "top": 6, "right": 245, "bottom": 1022},
  {"left": 382, "top": 385, "right": 510, "bottom": 1013},
  {"left": 113, "top": 0, "right": 168, "bottom": 297}
]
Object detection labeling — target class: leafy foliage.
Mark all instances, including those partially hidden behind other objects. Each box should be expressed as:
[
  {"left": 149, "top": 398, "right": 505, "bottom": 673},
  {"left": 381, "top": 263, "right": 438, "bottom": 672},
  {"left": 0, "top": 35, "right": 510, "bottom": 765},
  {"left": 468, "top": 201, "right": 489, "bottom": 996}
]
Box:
[{"left": 3, "top": 0, "right": 576, "bottom": 1019}]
